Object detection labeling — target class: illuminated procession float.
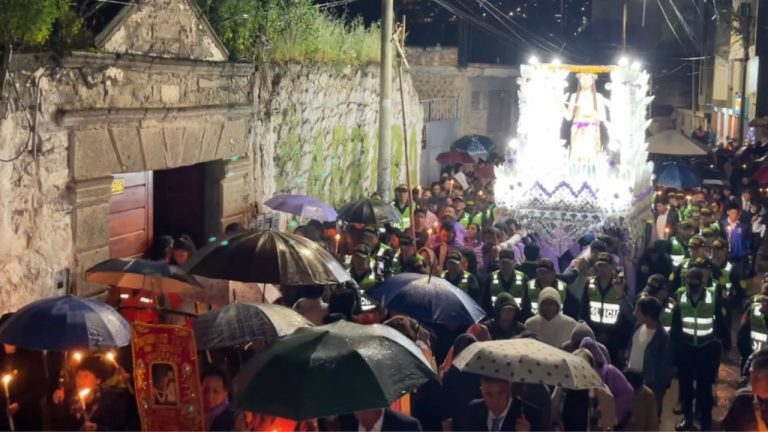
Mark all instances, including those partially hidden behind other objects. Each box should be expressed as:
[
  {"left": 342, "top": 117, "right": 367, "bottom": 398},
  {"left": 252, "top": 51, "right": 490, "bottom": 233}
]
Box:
[{"left": 495, "top": 58, "right": 654, "bottom": 257}]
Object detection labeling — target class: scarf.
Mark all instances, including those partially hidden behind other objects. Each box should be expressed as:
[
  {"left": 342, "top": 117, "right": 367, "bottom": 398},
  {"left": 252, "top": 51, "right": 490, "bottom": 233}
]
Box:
[{"left": 205, "top": 397, "right": 230, "bottom": 431}]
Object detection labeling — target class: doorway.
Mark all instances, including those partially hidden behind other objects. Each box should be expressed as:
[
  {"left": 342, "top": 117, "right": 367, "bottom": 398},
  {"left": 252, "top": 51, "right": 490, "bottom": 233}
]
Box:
[{"left": 153, "top": 160, "right": 225, "bottom": 247}]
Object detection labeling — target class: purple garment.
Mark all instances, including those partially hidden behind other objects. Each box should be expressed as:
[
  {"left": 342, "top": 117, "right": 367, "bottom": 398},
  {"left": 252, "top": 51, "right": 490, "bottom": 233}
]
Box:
[
  {"left": 538, "top": 242, "right": 561, "bottom": 273},
  {"left": 204, "top": 397, "right": 230, "bottom": 431},
  {"left": 580, "top": 337, "right": 633, "bottom": 422}
]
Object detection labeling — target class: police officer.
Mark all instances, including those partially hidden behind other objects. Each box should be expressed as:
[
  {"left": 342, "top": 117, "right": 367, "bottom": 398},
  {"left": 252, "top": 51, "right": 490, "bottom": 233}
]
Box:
[
  {"left": 737, "top": 284, "right": 768, "bottom": 371},
  {"left": 700, "top": 207, "right": 721, "bottom": 236},
  {"left": 642, "top": 274, "right": 676, "bottom": 332},
  {"left": 484, "top": 249, "right": 528, "bottom": 318},
  {"left": 391, "top": 233, "right": 418, "bottom": 276},
  {"left": 361, "top": 226, "right": 393, "bottom": 279},
  {"left": 670, "top": 235, "right": 710, "bottom": 291},
  {"left": 670, "top": 220, "right": 696, "bottom": 267},
  {"left": 527, "top": 258, "right": 575, "bottom": 319},
  {"left": 392, "top": 184, "right": 412, "bottom": 229},
  {"left": 349, "top": 243, "right": 379, "bottom": 291},
  {"left": 455, "top": 196, "right": 472, "bottom": 228},
  {"left": 470, "top": 197, "right": 494, "bottom": 229},
  {"left": 712, "top": 237, "right": 737, "bottom": 351},
  {"left": 584, "top": 252, "right": 628, "bottom": 363},
  {"left": 442, "top": 250, "right": 483, "bottom": 306},
  {"left": 672, "top": 268, "right": 722, "bottom": 431}
]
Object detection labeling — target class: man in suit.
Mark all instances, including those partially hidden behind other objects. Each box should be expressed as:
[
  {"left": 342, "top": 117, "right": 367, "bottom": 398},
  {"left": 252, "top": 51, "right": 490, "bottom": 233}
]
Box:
[
  {"left": 338, "top": 407, "right": 422, "bottom": 432},
  {"left": 458, "top": 377, "right": 542, "bottom": 431}
]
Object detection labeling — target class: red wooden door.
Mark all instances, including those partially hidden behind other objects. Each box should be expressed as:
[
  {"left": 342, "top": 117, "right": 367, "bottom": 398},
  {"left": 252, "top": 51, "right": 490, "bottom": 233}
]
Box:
[{"left": 108, "top": 172, "right": 154, "bottom": 258}]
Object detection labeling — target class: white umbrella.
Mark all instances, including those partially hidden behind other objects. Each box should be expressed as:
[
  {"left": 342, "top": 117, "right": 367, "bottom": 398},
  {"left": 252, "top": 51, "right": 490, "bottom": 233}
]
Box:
[{"left": 452, "top": 339, "right": 605, "bottom": 390}]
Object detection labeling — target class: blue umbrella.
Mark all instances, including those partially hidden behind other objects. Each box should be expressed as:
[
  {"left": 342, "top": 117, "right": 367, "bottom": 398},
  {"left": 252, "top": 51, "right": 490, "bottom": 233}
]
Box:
[
  {"left": 0, "top": 296, "right": 131, "bottom": 351},
  {"left": 655, "top": 162, "right": 701, "bottom": 189},
  {"left": 366, "top": 273, "right": 486, "bottom": 326},
  {"left": 265, "top": 194, "right": 338, "bottom": 222}
]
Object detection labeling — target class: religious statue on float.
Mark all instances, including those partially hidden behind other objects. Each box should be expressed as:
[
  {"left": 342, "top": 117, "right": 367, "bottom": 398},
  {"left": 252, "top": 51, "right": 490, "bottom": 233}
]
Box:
[{"left": 563, "top": 73, "right": 609, "bottom": 173}]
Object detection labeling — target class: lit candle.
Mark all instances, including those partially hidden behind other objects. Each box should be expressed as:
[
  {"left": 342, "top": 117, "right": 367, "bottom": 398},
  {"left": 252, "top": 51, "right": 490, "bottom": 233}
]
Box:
[
  {"left": 78, "top": 388, "right": 91, "bottom": 420},
  {"left": 664, "top": 227, "right": 670, "bottom": 240},
  {"left": 427, "top": 228, "right": 433, "bottom": 237},
  {"left": 685, "top": 195, "right": 691, "bottom": 203},
  {"left": 72, "top": 351, "right": 82, "bottom": 363},
  {"left": 448, "top": 180, "right": 454, "bottom": 197},
  {"left": 727, "top": 225, "right": 733, "bottom": 252},
  {"left": 334, "top": 234, "right": 341, "bottom": 254},
  {"left": 105, "top": 351, "right": 117, "bottom": 366},
  {"left": 3, "top": 374, "right": 14, "bottom": 431}
]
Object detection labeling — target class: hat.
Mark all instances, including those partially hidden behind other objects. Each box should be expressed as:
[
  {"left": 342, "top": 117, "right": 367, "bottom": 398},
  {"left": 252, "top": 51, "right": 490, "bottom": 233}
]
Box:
[
  {"left": 595, "top": 252, "right": 613, "bottom": 266},
  {"left": 701, "top": 228, "right": 715, "bottom": 238},
  {"left": 446, "top": 251, "right": 463, "bottom": 264},
  {"left": 536, "top": 258, "right": 555, "bottom": 272},
  {"left": 362, "top": 226, "right": 379, "bottom": 235},
  {"left": 688, "top": 236, "right": 704, "bottom": 248},
  {"left": 692, "top": 256, "right": 713, "bottom": 270},
  {"left": 370, "top": 192, "right": 383, "bottom": 200},
  {"left": 466, "top": 199, "right": 475, "bottom": 206},
  {"left": 499, "top": 249, "right": 515, "bottom": 262},
  {"left": 700, "top": 207, "right": 713, "bottom": 216},
  {"left": 645, "top": 274, "right": 667, "bottom": 292},
  {"left": 353, "top": 243, "right": 371, "bottom": 258},
  {"left": 395, "top": 184, "right": 408, "bottom": 192},
  {"left": 679, "top": 220, "right": 695, "bottom": 229},
  {"left": 712, "top": 238, "right": 728, "bottom": 250}
]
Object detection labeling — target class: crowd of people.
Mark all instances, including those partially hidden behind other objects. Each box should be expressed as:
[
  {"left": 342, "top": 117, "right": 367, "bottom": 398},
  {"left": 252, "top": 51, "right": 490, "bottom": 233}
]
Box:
[{"left": 7, "top": 142, "right": 768, "bottom": 431}]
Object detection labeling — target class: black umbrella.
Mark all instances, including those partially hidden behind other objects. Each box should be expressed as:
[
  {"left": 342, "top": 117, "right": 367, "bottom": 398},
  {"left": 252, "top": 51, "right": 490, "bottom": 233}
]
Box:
[
  {"left": 193, "top": 302, "right": 312, "bottom": 350},
  {"left": 233, "top": 321, "right": 436, "bottom": 420},
  {"left": 185, "top": 230, "right": 351, "bottom": 285},
  {"left": 0, "top": 296, "right": 131, "bottom": 351},
  {"left": 85, "top": 258, "right": 202, "bottom": 294},
  {"left": 336, "top": 198, "right": 401, "bottom": 225},
  {"left": 452, "top": 135, "right": 495, "bottom": 156}
]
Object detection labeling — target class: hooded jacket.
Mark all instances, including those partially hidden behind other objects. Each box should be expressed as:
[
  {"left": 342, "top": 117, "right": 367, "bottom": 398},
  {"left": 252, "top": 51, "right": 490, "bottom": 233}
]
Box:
[
  {"left": 579, "top": 337, "right": 634, "bottom": 423},
  {"left": 524, "top": 287, "right": 577, "bottom": 347},
  {"left": 482, "top": 293, "right": 525, "bottom": 340},
  {"left": 561, "top": 320, "right": 612, "bottom": 364}
]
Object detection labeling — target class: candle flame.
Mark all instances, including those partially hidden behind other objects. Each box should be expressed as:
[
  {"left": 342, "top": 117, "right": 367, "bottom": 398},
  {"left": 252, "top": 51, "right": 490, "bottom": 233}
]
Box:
[
  {"left": 334, "top": 234, "right": 340, "bottom": 241},
  {"left": 2, "top": 374, "right": 11, "bottom": 385},
  {"left": 105, "top": 351, "right": 116, "bottom": 363},
  {"left": 79, "top": 388, "right": 91, "bottom": 399},
  {"left": 72, "top": 352, "right": 83, "bottom": 362}
]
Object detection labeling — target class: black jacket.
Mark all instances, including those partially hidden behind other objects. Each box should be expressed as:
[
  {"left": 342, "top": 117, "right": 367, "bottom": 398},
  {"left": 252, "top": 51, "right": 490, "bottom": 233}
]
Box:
[
  {"left": 457, "top": 398, "right": 544, "bottom": 431},
  {"left": 338, "top": 408, "right": 423, "bottom": 431},
  {"left": 210, "top": 407, "right": 238, "bottom": 431}
]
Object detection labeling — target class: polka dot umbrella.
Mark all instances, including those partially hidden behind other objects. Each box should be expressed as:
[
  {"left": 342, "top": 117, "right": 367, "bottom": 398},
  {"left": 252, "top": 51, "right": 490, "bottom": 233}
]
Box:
[{"left": 452, "top": 339, "right": 605, "bottom": 390}]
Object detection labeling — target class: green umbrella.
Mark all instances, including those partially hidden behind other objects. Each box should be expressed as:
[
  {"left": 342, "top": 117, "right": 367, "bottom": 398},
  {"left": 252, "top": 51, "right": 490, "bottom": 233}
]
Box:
[{"left": 232, "top": 320, "right": 436, "bottom": 420}]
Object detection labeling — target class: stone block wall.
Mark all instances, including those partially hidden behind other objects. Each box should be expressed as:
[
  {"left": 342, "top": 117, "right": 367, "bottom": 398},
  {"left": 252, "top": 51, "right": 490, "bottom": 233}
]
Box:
[
  {"left": 0, "top": 54, "right": 423, "bottom": 312},
  {"left": 406, "top": 47, "right": 459, "bottom": 67}
]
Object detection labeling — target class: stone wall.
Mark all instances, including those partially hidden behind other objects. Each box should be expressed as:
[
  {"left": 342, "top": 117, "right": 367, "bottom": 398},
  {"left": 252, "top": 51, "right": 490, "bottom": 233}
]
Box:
[
  {"left": 252, "top": 64, "right": 424, "bottom": 207},
  {"left": 407, "top": 47, "right": 459, "bottom": 67},
  {"left": 0, "top": 54, "right": 423, "bottom": 312}
]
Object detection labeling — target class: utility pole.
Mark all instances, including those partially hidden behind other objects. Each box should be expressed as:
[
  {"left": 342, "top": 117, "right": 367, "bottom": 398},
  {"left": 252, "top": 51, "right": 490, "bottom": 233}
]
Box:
[
  {"left": 377, "top": 0, "right": 394, "bottom": 201},
  {"left": 738, "top": 2, "right": 752, "bottom": 144},
  {"left": 622, "top": 0, "right": 628, "bottom": 50}
]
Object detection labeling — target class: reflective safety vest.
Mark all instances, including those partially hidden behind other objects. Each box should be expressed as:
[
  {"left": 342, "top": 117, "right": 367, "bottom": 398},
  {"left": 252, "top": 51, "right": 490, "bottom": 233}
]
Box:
[
  {"left": 352, "top": 269, "right": 378, "bottom": 291},
  {"left": 716, "top": 261, "right": 733, "bottom": 298},
  {"left": 371, "top": 244, "right": 392, "bottom": 277},
  {"left": 588, "top": 279, "right": 622, "bottom": 325},
  {"left": 678, "top": 287, "right": 716, "bottom": 345},
  {"left": 528, "top": 279, "right": 567, "bottom": 315},
  {"left": 389, "top": 252, "right": 402, "bottom": 276},
  {"left": 669, "top": 236, "right": 688, "bottom": 267},
  {"left": 458, "top": 211, "right": 472, "bottom": 228},
  {"left": 661, "top": 301, "right": 675, "bottom": 333},
  {"left": 393, "top": 203, "right": 412, "bottom": 229},
  {"left": 442, "top": 271, "right": 472, "bottom": 293},
  {"left": 470, "top": 209, "right": 494, "bottom": 228},
  {"left": 489, "top": 270, "right": 526, "bottom": 305},
  {"left": 750, "top": 301, "right": 768, "bottom": 352}
]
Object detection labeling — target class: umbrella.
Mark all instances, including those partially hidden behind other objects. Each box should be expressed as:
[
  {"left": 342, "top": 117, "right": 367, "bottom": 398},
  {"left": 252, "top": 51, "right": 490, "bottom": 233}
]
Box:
[
  {"left": 233, "top": 320, "right": 436, "bottom": 420},
  {"left": 453, "top": 339, "right": 605, "bottom": 390},
  {"left": 655, "top": 162, "right": 701, "bottom": 189},
  {"left": 265, "top": 194, "right": 338, "bottom": 222},
  {"left": 752, "top": 166, "right": 768, "bottom": 184},
  {"left": 193, "top": 302, "right": 312, "bottom": 350},
  {"left": 453, "top": 135, "right": 495, "bottom": 156},
  {"left": 435, "top": 151, "right": 475, "bottom": 165},
  {"left": 365, "top": 273, "right": 486, "bottom": 326},
  {"left": 336, "top": 198, "right": 401, "bottom": 225},
  {"left": 0, "top": 296, "right": 131, "bottom": 351},
  {"left": 185, "top": 230, "right": 351, "bottom": 285},
  {"left": 85, "top": 258, "right": 202, "bottom": 294}
]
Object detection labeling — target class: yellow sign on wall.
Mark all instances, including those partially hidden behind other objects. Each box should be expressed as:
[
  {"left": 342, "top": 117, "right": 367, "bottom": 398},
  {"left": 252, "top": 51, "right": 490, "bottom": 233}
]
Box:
[{"left": 111, "top": 179, "right": 125, "bottom": 195}]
